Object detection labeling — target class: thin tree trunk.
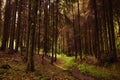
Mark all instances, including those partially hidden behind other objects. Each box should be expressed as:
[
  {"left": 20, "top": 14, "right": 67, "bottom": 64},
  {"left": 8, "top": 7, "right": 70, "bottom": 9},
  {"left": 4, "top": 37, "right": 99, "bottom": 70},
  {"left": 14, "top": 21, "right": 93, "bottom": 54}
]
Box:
[
  {"left": 92, "top": 0, "right": 101, "bottom": 61},
  {"left": 54, "top": 0, "right": 59, "bottom": 62},
  {"left": 51, "top": 2, "right": 55, "bottom": 64},
  {"left": 108, "top": 0, "right": 117, "bottom": 61},
  {"left": 15, "top": 0, "right": 22, "bottom": 52},
  {"left": 9, "top": 0, "right": 18, "bottom": 54},
  {"left": 102, "top": 0, "right": 109, "bottom": 52},
  {"left": 77, "top": 0, "right": 82, "bottom": 60},
  {"left": 38, "top": 0, "right": 42, "bottom": 55}
]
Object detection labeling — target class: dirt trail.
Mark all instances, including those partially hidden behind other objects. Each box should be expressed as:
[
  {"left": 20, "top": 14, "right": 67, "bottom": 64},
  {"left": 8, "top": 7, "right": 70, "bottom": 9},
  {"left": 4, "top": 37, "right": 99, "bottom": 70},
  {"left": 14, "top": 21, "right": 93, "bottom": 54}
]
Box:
[
  {"left": 34, "top": 55, "right": 95, "bottom": 80},
  {"left": 0, "top": 51, "right": 95, "bottom": 80}
]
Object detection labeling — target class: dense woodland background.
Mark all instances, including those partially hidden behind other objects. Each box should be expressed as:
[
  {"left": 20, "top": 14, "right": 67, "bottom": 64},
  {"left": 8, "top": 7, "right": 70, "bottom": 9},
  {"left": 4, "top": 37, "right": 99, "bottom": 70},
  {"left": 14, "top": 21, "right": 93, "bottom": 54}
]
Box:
[{"left": 0, "top": 0, "right": 120, "bottom": 80}]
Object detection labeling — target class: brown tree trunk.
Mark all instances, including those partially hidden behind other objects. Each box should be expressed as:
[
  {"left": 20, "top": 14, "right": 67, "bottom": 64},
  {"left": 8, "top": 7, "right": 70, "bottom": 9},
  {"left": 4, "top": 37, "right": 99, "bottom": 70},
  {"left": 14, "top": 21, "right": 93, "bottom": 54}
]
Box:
[
  {"left": 92, "top": 0, "right": 101, "bottom": 61},
  {"left": 72, "top": 2, "right": 78, "bottom": 59},
  {"left": 77, "top": 0, "right": 82, "bottom": 60},
  {"left": 51, "top": 2, "right": 55, "bottom": 64},
  {"left": 54, "top": 0, "right": 59, "bottom": 62},
  {"left": 9, "top": 0, "right": 18, "bottom": 54},
  {"left": 15, "top": 0, "right": 22, "bottom": 52},
  {"left": 107, "top": 0, "right": 117, "bottom": 62},
  {"left": 102, "top": 0, "right": 109, "bottom": 52},
  {"left": 37, "top": 0, "right": 42, "bottom": 55},
  {"left": 26, "top": 0, "right": 38, "bottom": 72}
]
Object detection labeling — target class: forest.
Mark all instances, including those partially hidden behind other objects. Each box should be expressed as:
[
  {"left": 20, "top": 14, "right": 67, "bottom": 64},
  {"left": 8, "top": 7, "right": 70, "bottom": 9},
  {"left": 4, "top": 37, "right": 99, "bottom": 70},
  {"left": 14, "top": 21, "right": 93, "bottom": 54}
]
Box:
[{"left": 0, "top": 0, "right": 120, "bottom": 80}]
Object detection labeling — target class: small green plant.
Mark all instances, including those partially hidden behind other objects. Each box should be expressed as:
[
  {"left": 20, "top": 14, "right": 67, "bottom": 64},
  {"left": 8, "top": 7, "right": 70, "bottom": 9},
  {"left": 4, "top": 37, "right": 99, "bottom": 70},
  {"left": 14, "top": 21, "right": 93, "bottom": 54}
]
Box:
[
  {"left": 77, "top": 63, "right": 111, "bottom": 80},
  {"left": 77, "top": 64, "right": 89, "bottom": 74},
  {"left": 57, "top": 54, "right": 75, "bottom": 70}
]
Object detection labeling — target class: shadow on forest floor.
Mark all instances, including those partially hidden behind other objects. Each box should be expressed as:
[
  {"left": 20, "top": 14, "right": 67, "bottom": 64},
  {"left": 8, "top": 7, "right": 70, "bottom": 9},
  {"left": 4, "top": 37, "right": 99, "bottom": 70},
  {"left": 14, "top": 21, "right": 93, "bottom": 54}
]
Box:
[
  {"left": 0, "top": 51, "right": 95, "bottom": 80},
  {"left": 0, "top": 51, "right": 120, "bottom": 80}
]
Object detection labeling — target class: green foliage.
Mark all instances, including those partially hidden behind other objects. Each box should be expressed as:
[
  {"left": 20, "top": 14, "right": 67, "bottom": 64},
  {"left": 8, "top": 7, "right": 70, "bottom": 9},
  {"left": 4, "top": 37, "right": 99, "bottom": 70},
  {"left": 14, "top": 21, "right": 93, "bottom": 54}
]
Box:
[
  {"left": 77, "top": 64, "right": 111, "bottom": 80},
  {"left": 77, "top": 64, "right": 89, "bottom": 73},
  {"left": 57, "top": 54, "right": 75, "bottom": 70}
]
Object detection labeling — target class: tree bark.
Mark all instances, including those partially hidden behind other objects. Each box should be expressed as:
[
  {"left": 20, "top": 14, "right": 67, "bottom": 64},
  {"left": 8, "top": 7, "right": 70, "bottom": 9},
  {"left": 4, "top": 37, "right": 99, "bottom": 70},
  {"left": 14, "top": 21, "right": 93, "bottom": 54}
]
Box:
[
  {"left": 92, "top": 0, "right": 101, "bottom": 60},
  {"left": 108, "top": 0, "right": 117, "bottom": 61},
  {"left": 15, "top": 0, "right": 22, "bottom": 52},
  {"left": 26, "top": 0, "right": 38, "bottom": 72},
  {"left": 9, "top": 0, "right": 18, "bottom": 53}
]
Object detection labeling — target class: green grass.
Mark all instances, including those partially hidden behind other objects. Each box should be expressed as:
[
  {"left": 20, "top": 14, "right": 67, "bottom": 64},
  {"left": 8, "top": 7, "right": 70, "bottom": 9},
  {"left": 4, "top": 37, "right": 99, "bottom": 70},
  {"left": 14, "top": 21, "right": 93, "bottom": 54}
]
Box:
[
  {"left": 78, "top": 64, "right": 111, "bottom": 80},
  {"left": 57, "top": 54, "right": 75, "bottom": 70},
  {"left": 57, "top": 54, "right": 113, "bottom": 79},
  {"left": 35, "top": 52, "right": 120, "bottom": 79}
]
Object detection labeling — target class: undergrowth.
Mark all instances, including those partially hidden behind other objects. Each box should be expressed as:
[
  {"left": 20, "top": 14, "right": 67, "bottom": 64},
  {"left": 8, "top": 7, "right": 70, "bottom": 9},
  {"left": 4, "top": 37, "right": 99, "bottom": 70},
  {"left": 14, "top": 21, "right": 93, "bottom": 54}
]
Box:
[
  {"left": 77, "top": 63, "right": 120, "bottom": 80},
  {"left": 58, "top": 54, "right": 120, "bottom": 80},
  {"left": 57, "top": 54, "right": 75, "bottom": 70}
]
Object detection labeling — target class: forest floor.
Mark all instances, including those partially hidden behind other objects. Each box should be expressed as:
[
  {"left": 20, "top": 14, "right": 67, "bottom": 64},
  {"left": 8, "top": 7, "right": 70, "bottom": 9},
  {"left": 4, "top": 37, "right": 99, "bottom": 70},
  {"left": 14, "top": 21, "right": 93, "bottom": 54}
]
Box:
[
  {"left": 0, "top": 50, "right": 95, "bottom": 80},
  {"left": 0, "top": 50, "right": 120, "bottom": 80}
]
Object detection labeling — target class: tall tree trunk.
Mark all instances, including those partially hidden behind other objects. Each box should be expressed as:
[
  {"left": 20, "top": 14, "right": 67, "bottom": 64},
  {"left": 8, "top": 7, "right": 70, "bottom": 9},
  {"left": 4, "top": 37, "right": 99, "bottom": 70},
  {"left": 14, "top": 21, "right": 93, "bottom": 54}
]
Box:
[
  {"left": 26, "top": 0, "right": 38, "bottom": 72},
  {"left": 37, "top": 0, "right": 42, "bottom": 55},
  {"left": 15, "top": 0, "right": 22, "bottom": 52},
  {"left": 92, "top": 0, "right": 101, "bottom": 61},
  {"left": 25, "top": 0, "right": 31, "bottom": 62},
  {"left": 9, "top": 0, "right": 18, "bottom": 53},
  {"left": 54, "top": 0, "right": 59, "bottom": 61},
  {"left": 108, "top": 0, "right": 117, "bottom": 61},
  {"left": 43, "top": 0, "right": 49, "bottom": 55},
  {"left": 102, "top": 0, "right": 109, "bottom": 52},
  {"left": 72, "top": 2, "right": 77, "bottom": 59},
  {"left": 77, "top": 0, "right": 82, "bottom": 60},
  {"left": 51, "top": 2, "right": 55, "bottom": 64}
]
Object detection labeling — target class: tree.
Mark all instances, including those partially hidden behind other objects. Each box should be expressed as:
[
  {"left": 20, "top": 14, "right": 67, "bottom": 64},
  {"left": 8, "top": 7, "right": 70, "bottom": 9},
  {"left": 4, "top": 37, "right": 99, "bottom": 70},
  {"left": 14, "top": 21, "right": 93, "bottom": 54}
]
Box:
[
  {"left": 77, "top": 0, "right": 82, "bottom": 60},
  {"left": 1, "top": 0, "right": 12, "bottom": 50},
  {"left": 15, "top": 0, "right": 22, "bottom": 52},
  {"left": 43, "top": 0, "right": 49, "bottom": 56},
  {"left": 37, "top": 0, "right": 42, "bottom": 55},
  {"left": 9, "top": 0, "right": 18, "bottom": 53},
  {"left": 91, "top": 0, "right": 101, "bottom": 61},
  {"left": 26, "top": 0, "right": 38, "bottom": 72},
  {"left": 107, "top": 0, "right": 117, "bottom": 62},
  {"left": 54, "top": 0, "right": 59, "bottom": 61},
  {"left": 51, "top": 1, "right": 55, "bottom": 64}
]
